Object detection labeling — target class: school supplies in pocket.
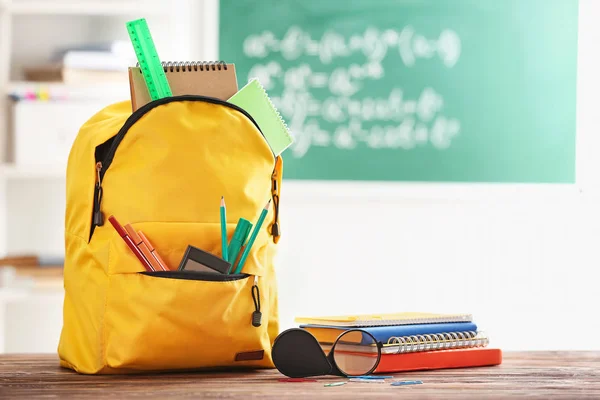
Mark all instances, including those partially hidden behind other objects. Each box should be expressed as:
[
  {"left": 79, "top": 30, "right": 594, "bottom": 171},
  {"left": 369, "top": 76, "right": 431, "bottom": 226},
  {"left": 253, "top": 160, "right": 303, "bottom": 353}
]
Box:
[
  {"left": 220, "top": 197, "right": 229, "bottom": 262},
  {"left": 177, "top": 245, "right": 231, "bottom": 274},
  {"left": 138, "top": 231, "right": 170, "bottom": 271},
  {"left": 234, "top": 199, "right": 270, "bottom": 274},
  {"left": 107, "top": 215, "right": 154, "bottom": 272},
  {"left": 227, "top": 218, "right": 252, "bottom": 272}
]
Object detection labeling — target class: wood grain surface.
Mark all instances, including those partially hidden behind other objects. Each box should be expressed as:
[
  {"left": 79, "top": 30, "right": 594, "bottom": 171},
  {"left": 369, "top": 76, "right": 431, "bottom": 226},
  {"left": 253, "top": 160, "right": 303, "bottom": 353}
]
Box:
[{"left": 0, "top": 352, "right": 598, "bottom": 399}]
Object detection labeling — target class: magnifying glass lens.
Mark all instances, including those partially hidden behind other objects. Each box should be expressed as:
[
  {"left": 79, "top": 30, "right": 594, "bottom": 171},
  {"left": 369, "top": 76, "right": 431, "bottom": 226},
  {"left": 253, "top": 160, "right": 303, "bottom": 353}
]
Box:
[{"left": 332, "top": 330, "right": 380, "bottom": 376}]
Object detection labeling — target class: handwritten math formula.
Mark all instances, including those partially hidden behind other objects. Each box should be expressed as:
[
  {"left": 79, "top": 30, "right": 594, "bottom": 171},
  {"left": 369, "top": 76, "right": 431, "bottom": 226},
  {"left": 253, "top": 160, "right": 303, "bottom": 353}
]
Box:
[{"left": 243, "top": 25, "right": 462, "bottom": 158}]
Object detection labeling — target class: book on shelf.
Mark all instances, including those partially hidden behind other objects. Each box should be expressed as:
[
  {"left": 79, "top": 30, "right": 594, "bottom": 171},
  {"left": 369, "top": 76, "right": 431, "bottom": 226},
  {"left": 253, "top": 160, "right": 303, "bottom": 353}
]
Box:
[
  {"left": 52, "top": 40, "right": 134, "bottom": 62},
  {"left": 23, "top": 40, "right": 134, "bottom": 85},
  {"left": 24, "top": 65, "right": 128, "bottom": 85},
  {"left": 0, "top": 254, "right": 64, "bottom": 267}
]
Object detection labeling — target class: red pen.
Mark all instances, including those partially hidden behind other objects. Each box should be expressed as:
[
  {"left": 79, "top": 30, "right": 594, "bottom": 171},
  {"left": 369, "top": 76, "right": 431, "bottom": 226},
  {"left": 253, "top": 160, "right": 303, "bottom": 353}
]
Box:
[{"left": 108, "top": 215, "right": 154, "bottom": 272}]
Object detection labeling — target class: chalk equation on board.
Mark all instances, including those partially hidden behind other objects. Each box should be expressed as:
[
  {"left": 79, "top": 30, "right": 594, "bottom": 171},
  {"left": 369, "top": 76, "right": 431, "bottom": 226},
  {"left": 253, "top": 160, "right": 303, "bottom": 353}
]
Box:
[
  {"left": 243, "top": 25, "right": 462, "bottom": 158},
  {"left": 244, "top": 25, "right": 461, "bottom": 67}
]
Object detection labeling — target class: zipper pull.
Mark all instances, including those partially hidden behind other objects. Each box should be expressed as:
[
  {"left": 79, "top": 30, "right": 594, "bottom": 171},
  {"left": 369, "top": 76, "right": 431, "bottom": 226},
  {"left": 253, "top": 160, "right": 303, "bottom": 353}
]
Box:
[
  {"left": 96, "top": 161, "right": 102, "bottom": 184},
  {"left": 93, "top": 162, "right": 104, "bottom": 227},
  {"left": 251, "top": 275, "right": 262, "bottom": 327},
  {"left": 270, "top": 156, "right": 282, "bottom": 243}
]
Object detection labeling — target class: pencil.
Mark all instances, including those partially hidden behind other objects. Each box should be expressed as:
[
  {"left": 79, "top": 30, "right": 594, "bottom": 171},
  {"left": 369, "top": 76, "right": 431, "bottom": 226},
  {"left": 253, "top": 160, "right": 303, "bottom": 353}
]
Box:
[
  {"left": 234, "top": 199, "right": 271, "bottom": 274},
  {"left": 220, "top": 196, "right": 229, "bottom": 262}
]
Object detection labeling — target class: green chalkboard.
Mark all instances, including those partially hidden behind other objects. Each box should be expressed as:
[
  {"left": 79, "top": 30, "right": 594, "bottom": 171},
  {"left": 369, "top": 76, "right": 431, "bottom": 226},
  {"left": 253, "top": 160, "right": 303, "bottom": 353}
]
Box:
[{"left": 219, "top": 0, "right": 578, "bottom": 182}]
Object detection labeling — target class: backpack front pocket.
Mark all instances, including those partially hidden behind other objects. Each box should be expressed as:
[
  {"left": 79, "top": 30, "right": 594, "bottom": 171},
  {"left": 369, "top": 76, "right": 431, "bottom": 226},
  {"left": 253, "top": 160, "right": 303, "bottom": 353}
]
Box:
[
  {"left": 102, "top": 221, "right": 274, "bottom": 372},
  {"left": 104, "top": 271, "right": 272, "bottom": 371}
]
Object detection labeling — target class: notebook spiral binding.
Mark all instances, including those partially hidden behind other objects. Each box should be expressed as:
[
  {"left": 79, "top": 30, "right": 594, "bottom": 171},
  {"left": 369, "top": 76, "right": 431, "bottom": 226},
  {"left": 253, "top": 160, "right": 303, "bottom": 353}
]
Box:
[
  {"left": 386, "top": 331, "right": 488, "bottom": 354},
  {"left": 252, "top": 79, "right": 291, "bottom": 137},
  {"left": 135, "top": 61, "right": 228, "bottom": 72}
]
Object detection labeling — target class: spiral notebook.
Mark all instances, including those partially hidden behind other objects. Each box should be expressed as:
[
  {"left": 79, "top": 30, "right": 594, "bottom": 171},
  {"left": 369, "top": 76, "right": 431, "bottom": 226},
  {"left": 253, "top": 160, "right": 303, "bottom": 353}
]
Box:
[
  {"left": 128, "top": 61, "right": 238, "bottom": 111},
  {"left": 321, "top": 331, "right": 489, "bottom": 355},
  {"left": 383, "top": 331, "right": 489, "bottom": 354},
  {"left": 228, "top": 78, "right": 293, "bottom": 156}
]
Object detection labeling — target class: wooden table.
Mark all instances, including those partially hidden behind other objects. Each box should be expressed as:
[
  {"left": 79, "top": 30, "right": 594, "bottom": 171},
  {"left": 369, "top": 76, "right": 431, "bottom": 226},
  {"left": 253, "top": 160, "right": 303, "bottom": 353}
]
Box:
[{"left": 0, "top": 352, "right": 598, "bottom": 399}]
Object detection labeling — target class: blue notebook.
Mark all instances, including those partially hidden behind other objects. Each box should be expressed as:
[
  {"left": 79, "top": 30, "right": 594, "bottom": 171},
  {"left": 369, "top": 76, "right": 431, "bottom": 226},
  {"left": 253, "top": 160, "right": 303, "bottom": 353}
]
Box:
[{"left": 300, "top": 322, "right": 478, "bottom": 344}]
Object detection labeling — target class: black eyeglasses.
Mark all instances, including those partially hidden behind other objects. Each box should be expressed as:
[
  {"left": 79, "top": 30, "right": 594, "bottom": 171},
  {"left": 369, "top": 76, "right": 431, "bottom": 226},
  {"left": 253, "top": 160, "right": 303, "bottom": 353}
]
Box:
[{"left": 272, "top": 328, "right": 383, "bottom": 378}]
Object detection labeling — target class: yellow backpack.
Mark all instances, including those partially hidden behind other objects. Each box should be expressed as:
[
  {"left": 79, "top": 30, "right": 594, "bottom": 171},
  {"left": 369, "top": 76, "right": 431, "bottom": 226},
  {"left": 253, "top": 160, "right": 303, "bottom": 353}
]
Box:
[{"left": 58, "top": 96, "right": 283, "bottom": 374}]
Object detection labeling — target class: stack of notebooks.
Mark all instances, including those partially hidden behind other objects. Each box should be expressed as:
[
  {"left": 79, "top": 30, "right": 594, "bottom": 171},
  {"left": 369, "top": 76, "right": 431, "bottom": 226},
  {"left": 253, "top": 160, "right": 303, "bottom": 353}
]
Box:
[{"left": 296, "top": 312, "right": 502, "bottom": 373}]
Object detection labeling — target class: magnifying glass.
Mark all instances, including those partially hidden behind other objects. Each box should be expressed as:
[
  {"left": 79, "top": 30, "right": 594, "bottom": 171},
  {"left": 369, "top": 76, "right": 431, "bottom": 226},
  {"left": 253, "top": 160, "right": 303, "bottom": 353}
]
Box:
[{"left": 272, "top": 328, "right": 382, "bottom": 378}]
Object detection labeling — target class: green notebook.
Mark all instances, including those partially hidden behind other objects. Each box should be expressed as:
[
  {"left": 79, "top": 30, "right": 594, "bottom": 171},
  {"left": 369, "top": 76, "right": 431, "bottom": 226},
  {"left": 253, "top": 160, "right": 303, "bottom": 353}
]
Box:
[{"left": 228, "top": 78, "right": 293, "bottom": 156}]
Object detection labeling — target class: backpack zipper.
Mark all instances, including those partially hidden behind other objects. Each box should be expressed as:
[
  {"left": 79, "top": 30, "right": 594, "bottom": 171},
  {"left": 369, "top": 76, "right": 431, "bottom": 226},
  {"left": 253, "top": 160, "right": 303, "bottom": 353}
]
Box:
[
  {"left": 90, "top": 95, "right": 274, "bottom": 240},
  {"left": 141, "top": 270, "right": 249, "bottom": 282},
  {"left": 92, "top": 162, "right": 104, "bottom": 228},
  {"left": 98, "top": 95, "right": 271, "bottom": 182},
  {"left": 142, "top": 270, "right": 260, "bottom": 326},
  {"left": 270, "top": 157, "right": 282, "bottom": 243},
  {"left": 252, "top": 275, "right": 262, "bottom": 327}
]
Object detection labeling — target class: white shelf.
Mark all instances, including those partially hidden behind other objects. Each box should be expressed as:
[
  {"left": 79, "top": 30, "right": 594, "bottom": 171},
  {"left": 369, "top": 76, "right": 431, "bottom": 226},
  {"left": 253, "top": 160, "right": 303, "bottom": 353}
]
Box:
[
  {"left": 8, "top": 80, "right": 130, "bottom": 101},
  {"left": 8, "top": 1, "right": 167, "bottom": 16},
  {"left": 0, "top": 164, "right": 65, "bottom": 179}
]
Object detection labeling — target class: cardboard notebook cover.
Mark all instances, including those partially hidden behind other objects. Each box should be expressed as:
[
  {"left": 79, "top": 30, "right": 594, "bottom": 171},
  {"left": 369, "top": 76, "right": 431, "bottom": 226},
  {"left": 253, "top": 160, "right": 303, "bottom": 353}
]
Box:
[{"left": 128, "top": 63, "right": 238, "bottom": 111}]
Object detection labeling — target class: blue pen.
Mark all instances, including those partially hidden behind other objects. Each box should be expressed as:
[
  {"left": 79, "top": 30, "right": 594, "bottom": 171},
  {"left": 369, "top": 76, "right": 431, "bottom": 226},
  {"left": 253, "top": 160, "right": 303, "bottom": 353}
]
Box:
[{"left": 391, "top": 380, "right": 423, "bottom": 386}]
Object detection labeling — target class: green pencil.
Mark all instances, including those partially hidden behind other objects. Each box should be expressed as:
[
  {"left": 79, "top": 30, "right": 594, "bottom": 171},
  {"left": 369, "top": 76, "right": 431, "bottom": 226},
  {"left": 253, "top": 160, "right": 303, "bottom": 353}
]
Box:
[
  {"left": 234, "top": 199, "right": 271, "bottom": 274},
  {"left": 220, "top": 196, "right": 228, "bottom": 262}
]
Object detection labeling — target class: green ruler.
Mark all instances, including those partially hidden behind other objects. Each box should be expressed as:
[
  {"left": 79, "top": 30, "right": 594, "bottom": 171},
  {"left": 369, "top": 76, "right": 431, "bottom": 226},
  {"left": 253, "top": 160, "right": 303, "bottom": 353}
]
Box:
[{"left": 126, "top": 18, "right": 172, "bottom": 100}]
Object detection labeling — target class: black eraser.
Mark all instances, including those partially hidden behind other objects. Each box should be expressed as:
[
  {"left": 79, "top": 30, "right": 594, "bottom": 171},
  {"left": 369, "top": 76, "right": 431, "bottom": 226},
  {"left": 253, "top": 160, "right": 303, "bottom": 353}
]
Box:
[{"left": 178, "top": 245, "right": 231, "bottom": 274}]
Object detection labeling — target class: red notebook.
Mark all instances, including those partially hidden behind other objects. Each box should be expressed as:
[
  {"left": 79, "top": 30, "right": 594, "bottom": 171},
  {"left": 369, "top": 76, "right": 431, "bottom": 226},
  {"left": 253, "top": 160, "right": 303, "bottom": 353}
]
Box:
[{"left": 375, "top": 348, "right": 502, "bottom": 373}]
